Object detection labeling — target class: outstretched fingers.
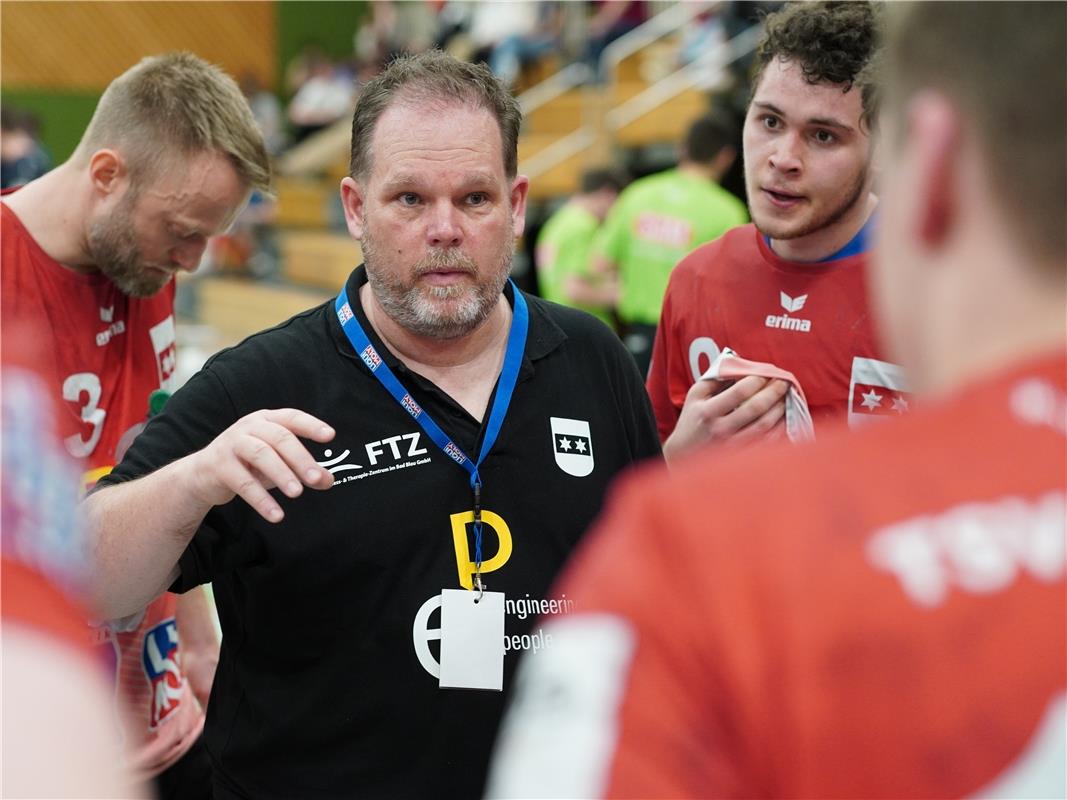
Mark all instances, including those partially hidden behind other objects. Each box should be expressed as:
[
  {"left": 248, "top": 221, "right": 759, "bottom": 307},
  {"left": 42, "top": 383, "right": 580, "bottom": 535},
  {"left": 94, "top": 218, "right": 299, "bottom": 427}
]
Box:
[{"left": 208, "top": 409, "right": 335, "bottom": 523}]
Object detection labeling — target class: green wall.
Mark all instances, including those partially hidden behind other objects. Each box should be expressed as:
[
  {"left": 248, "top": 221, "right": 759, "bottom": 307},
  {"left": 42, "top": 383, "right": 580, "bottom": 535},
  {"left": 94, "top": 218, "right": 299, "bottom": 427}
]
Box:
[
  {"left": 3, "top": 1, "right": 367, "bottom": 160},
  {"left": 1, "top": 89, "right": 101, "bottom": 164}
]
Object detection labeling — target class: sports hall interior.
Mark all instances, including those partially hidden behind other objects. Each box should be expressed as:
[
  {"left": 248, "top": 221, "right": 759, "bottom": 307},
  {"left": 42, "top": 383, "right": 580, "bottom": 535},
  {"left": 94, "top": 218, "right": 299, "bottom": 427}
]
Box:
[{"left": 1, "top": 0, "right": 762, "bottom": 383}]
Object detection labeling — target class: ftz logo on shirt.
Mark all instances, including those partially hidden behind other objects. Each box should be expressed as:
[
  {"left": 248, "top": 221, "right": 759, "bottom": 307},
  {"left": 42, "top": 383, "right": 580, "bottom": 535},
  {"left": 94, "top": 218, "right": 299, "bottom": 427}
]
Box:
[{"left": 142, "top": 618, "right": 184, "bottom": 729}]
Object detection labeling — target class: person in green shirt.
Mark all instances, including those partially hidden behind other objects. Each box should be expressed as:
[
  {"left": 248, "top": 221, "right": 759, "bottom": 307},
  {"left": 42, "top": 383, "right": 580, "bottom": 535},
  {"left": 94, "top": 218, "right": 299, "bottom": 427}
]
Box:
[
  {"left": 591, "top": 112, "right": 747, "bottom": 375},
  {"left": 535, "top": 167, "right": 626, "bottom": 328}
]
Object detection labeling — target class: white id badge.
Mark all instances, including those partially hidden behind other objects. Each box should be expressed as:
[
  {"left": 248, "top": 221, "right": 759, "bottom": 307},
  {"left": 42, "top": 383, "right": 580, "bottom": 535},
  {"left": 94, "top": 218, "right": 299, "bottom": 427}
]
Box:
[{"left": 439, "top": 589, "right": 505, "bottom": 691}]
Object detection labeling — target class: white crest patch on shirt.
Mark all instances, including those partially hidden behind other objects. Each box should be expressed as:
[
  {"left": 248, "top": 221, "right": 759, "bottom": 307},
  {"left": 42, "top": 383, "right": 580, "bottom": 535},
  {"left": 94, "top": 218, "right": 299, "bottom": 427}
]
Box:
[{"left": 550, "top": 417, "right": 594, "bottom": 477}]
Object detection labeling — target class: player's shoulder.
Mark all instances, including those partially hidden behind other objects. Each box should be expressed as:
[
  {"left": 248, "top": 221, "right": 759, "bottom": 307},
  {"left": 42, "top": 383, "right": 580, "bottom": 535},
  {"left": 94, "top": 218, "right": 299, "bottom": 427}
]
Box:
[
  {"left": 630, "top": 408, "right": 947, "bottom": 549},
  {"left": 671, "top": 223, "right": 757, "bottom": 281}
]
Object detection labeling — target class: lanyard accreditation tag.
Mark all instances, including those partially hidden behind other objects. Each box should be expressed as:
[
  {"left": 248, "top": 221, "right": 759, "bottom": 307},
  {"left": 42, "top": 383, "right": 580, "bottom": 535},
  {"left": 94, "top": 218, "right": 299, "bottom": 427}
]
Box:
[
  {"left": 439, "top": 588, "right": 505, "bottom": 691},
  {"left": 334, "top": 281, "right": 529, "bottom": 590}
]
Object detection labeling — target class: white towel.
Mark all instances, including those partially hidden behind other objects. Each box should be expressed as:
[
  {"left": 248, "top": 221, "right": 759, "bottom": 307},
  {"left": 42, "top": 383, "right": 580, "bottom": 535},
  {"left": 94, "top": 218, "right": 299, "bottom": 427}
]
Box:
[{"left": 700, "top": 347, "right": 815, "bottom": 442}]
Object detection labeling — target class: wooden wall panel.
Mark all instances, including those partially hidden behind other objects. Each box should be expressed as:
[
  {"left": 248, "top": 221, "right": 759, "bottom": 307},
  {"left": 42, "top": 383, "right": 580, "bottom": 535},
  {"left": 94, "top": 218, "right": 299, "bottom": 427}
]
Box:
[{"left": 1, "top": 2, "right": 276, "bottom": 90}]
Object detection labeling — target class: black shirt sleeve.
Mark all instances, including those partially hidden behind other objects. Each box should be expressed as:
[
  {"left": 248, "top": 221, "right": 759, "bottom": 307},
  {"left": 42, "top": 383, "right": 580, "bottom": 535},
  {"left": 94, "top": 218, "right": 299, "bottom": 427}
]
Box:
[{"left": 95, "top": 362, "right": 244, "bottom": 592}]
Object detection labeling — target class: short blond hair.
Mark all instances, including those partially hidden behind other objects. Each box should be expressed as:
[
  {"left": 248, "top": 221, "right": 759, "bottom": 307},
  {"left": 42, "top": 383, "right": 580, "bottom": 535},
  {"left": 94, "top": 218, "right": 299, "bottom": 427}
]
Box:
[{"left": 76, "top": 52, "right": 270, "bottom": 194}]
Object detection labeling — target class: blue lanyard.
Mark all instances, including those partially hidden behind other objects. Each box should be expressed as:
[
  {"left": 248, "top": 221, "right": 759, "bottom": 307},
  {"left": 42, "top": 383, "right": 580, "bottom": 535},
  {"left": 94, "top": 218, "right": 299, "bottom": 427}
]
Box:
[{"left": 334, "top": 281, "right": 529, "bottom": 589}]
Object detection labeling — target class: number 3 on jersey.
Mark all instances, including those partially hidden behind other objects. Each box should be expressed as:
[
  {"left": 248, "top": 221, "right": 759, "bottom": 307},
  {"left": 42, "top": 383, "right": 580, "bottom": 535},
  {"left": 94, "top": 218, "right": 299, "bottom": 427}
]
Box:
[{"left": 63, "top": 372, "right": 106, "bottom": 458}]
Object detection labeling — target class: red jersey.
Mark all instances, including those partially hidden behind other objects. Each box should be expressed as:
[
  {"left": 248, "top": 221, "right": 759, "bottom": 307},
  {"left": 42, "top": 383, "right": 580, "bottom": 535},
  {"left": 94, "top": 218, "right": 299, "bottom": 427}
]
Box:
[
  {"left": 488, "top": 354, "right": 1067, "bottom": 799},
  {"left": 647, "top": 224, "right": 904, "bottom": 442},
  {"left": 1, "top": 361, "right": 94, "bottom": 653},
  {"left": 0, "top": 201, "right": 203, "bottom": 776}
]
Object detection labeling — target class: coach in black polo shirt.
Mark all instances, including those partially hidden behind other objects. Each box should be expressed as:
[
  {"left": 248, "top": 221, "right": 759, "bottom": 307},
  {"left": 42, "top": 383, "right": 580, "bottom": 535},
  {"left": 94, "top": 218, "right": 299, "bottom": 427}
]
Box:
[{"left": 88, "top": 51, "right": 660, "bottom": 799}]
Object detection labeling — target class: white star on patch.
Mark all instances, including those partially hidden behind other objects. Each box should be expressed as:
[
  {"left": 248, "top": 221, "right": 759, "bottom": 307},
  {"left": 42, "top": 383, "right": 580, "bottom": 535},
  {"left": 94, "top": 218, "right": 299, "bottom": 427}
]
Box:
[
  {"left": 559, "top": 437, "right": 572, "bottom": 451},
  {"left": 892, "top": 395, "right": 909, "bottom": 413},
  {"left": 860, "top": 389, "right": 883, "bottom": 410},
  {"left": 574, "top": 439, "right": 587, "bottom": 453}
]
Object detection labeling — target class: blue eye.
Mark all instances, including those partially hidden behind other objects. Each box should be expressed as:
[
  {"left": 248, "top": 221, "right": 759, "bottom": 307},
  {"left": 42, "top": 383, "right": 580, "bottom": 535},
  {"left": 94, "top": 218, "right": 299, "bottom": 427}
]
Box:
[
  {"left": 399, "top": 193, "right": 419, "bottom": 206},
  {"left": 468, "top": 193, "right": 488, "bottom": 206}
]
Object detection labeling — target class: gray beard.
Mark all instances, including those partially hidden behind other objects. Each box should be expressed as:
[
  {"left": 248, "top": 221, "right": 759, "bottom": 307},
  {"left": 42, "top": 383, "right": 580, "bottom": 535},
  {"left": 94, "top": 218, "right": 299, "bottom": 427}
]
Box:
[{"left": 361, "top": 228, "right": 514, "bottom": 340}]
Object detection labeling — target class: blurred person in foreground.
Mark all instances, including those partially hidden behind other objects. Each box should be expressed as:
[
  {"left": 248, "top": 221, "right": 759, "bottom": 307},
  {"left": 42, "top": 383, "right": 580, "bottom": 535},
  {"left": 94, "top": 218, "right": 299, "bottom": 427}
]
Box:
[
  {"left": 2, "top": 334, "right": 150, "bottom": 799},
  {"left": 85, "top": 50, "right": 660, "bottom": 799},
  {"left": 649, "top": 1, "right": 906, "bottom": 462},
  {"left": 535, "top": 166, "right": 626, "bottom": 328},
  {"left": 0, "top": 52, "right": 270, "bottom": 798},
  {"left": 488, "top": 2, "right": 1067, "bottom": 797}
]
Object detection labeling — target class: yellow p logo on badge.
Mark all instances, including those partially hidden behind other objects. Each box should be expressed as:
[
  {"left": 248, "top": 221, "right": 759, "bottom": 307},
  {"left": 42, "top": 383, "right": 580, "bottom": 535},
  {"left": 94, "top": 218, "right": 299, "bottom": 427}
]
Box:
[{"left": 450, "top": 509, "right": 513, "bottom": 589}]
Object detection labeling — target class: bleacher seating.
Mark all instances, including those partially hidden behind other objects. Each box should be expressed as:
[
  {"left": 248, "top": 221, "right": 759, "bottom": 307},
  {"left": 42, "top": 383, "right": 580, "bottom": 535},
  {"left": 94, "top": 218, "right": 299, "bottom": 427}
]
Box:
[{"left": 193, "top": 26, "right": 710, "bottom": 345}]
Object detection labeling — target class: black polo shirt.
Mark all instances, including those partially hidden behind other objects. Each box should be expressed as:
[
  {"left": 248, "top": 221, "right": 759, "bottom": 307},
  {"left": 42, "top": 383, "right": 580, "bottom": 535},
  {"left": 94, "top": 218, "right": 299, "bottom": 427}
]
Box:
[{"left": 102, "top": 266, "right": 661, "bottom": 799}]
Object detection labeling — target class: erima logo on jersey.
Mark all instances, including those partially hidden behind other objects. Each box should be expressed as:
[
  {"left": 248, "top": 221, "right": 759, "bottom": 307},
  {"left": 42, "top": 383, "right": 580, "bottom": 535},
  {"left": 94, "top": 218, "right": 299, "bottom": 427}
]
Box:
[
  {"left": 765, "top": 292, "right": 812, "bottom": 332},
  {"left": 95, "top": 319, "right": 127, "bottom": 347},
  {"left": 780, "top": 292, "right": 807, "bottom": 312}
]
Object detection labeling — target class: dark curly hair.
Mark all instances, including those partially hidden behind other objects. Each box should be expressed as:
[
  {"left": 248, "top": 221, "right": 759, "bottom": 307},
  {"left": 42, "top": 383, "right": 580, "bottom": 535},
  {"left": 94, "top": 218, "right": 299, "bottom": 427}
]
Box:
[{"left": 752, "top": 1, "right": 883, "bottom": 132}]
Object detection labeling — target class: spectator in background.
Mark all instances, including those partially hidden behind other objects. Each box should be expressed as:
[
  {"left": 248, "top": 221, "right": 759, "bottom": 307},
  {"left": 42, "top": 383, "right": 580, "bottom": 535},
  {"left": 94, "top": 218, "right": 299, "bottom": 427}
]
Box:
[
  {"left": 585, "top": 0, "right": 648, "bottom": 81},
  {"left": 535, "top": 167, "right": 627, "bottom": 328},
  {"left": 488, "top": 4, "right": 1066, "bottom": 798},
  {"left": 240, "top": 71, "right": 287, "bottom": 157},
  {"left": 0, "top": 52, "right": 270, "bottom": 799},
  {"left": 590, "top": 112, "right": 746, "bottom": 376},
  {"left": 287, "top": 50, "right": 357, "bottom": 143},
  {"left": 1, "top": 107, "right": 51, "bottom": 189},
  {"left": 355, "top": 0, "right": 439, "bottom": 69},
  {"left": 206, "top": 72, "right": 285, "bottom": 279},
  {"left": 466, "top": 1, "right": 562, "bottom": 89}
]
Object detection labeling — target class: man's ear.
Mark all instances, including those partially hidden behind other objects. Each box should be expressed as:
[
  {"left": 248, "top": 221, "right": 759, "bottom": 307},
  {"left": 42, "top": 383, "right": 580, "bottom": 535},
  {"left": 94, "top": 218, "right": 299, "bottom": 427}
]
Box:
[
  {"left": 340, "top": 177, "right": 367, "bottom": 240},
  {"left": 88, "top": 150, "right": 127, "bottom": 197},
  {"left": 509, "top": 174, "right": 530, "bottom": 239},
  {"left": 907, "top": 91, "right": 961, "bottom": 247}
]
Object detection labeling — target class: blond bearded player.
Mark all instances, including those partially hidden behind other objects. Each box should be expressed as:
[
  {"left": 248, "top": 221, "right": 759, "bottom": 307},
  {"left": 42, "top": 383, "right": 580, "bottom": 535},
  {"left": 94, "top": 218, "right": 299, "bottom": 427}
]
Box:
[{"left": 1, "top": 53, "right": 269, "bottom": 798}]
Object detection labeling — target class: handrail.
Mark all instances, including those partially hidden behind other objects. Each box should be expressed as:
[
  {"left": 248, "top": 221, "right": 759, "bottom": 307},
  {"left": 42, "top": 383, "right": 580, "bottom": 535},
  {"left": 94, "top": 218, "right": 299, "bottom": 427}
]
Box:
[
  {"left": 607, "top": 22, "right": 763, "bottom": 131},
  {"left": 517, "top": 62, "right": 591, "bottom": 116},
  {"left": 519, "top": 20, "right": 762, "bottom": 183},
  {"left": 601, "top": 0, "right": 721, "bottom": 81},
  {"left": 519, "top": 127, "right": 597, "bottom": 178}
]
